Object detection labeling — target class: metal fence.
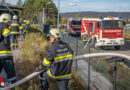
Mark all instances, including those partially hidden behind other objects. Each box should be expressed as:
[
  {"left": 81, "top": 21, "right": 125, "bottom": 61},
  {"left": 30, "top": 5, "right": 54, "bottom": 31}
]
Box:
[{"left": 61, "top": 33, "right": 130, "bottom": 90}]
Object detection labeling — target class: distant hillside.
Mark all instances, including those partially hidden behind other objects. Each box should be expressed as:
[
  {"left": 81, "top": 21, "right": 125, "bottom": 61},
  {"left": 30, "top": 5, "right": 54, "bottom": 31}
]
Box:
[{"left": 60, "top": 11, "right": 130, "bottom": 19}]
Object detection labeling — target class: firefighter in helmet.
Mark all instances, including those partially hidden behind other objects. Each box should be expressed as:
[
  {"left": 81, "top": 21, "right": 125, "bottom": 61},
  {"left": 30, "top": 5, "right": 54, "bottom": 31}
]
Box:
[
  {"left": 25, "top": 19, "right": 30, "bottom": 34},
  {"left": 81, "top": 31, "right": 88, "bottom": 45},
  {"left": 38, "top": 28, "right": 74, "bottom": 90},
  {"left": 10, "top": 15, "right": 20, "bottom": 50},
  {"left": 0, "top": 13, "right": 16, "bottom": 85},
  {"left": 21, "top": 20, "right": 27, "bottom": 39}
]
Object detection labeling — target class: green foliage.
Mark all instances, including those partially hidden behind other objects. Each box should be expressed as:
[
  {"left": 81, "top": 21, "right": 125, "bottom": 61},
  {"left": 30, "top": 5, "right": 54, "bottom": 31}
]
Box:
[
  {"left": 2, "top": 0, "right": 5, "bottom": 3},
  {"left": 61, "top": 18, "right": 68, "bottom": 24},
  {"left": 23, "top": 0, "right": 58, "bottom": 26},
  {"left": 17, "top": 0, "right": 23, "bottom": 6}
]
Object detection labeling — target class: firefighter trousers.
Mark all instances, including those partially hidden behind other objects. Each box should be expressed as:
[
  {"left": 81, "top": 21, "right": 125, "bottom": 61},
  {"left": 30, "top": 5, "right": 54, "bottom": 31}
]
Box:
[
  {"left": 0, "top": 57, "right": 16, "bottom": 84},
  {"left": 40, "top": 70, "right": 69, "bottom": 90},
  {"left": 10, "top": 34, "right": 19, "bottom": 50}
]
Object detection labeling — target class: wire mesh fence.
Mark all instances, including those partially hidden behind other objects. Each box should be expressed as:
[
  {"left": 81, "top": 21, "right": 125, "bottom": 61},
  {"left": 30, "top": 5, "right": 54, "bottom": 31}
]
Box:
[{"left": 61, "top": 33, "right": 130, "bottom": 90}]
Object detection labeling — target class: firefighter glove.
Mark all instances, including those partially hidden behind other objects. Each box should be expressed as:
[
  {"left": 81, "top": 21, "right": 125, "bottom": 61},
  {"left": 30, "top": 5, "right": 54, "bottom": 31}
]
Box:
[{"left": 36, "top": 64, "right": 45, "bottom": 71}]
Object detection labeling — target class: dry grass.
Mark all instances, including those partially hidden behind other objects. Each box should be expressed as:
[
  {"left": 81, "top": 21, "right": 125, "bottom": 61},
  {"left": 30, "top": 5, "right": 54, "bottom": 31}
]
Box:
[
  {"left": 69, "top": 70, "right": 86, "bottom": 90},
  {"left": 31, "top": 24, "right": 42, "bottom": 32},
  {"left": 124, "top": 31, "right": 130, "bottom": 41},
  {"left": 60, "top": 29, "right": 66, "bottom": 33},
  {"left": 16, "top": 33, "right": 50, "bottom": 89}
]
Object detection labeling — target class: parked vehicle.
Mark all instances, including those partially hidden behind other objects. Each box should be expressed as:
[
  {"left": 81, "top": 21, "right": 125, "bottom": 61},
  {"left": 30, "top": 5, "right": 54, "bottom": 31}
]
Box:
[
  {"left": 81, "top": 17, "right": 125, "bottom": 50},
  {"left": 67, "top": 18, "right": 82, "bottom": 35}
]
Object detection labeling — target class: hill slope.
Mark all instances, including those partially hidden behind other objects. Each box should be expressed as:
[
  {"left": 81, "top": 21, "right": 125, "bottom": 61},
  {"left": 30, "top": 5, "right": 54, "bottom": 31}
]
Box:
[{"left": 61, "top": 11, "right": 130, "bottom": 19}]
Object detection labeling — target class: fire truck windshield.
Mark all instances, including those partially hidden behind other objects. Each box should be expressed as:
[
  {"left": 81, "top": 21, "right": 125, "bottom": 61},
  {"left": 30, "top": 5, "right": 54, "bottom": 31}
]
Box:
[
  {"left": 72, "top": 20, "right": 81, "bottom": 26},
  {"left": 101, "top": 20, "right": 123, "bottom": 29}
]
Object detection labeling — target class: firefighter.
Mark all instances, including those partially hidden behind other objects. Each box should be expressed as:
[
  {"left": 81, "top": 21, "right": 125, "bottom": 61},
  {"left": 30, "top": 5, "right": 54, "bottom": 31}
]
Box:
[
  {"left": 25, "top": 19, "right": 30, "bottom": 34},
  {"left": 38, "top": 28, "right": 74, "bottom": 90},
  {"left": 10, "top": 15, "right": 21, "bottom": 50},
  {"left": 0, "top": 13, "right": 16, "bottom": 85},
  {"left": 81, "top": 31, "right": 88, "bottom": 45},
  {"left": 22, "top": 20, "right": 27, "bottom": 39},
  {"left": 19, "top": 24, "right": 24, "bottom": 40}
]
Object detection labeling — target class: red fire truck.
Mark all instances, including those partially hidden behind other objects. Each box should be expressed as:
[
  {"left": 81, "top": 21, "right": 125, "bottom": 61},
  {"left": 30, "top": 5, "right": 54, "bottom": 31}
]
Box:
[
  {"left": 81, "top": 17, "right": 125, "bottom": 50},
  {"left": 67, "top": 18, "right": 82, "bottom": 35}
]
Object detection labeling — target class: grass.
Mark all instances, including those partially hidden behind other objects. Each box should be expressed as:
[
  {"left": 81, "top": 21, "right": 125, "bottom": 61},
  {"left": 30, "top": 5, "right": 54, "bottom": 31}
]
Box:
[
  {"left": 31, "top": 24, "right": 42, "bottom": 32},
  {"left": 60, "top": 29, "right": 66, "bottom": 33},
  {"left": 15, "top": 26, "right": 50, "bottom": 89},
  {"left": 124, "top": 31, "right": 130, "bottom": 41},
  {"left": 69, "top": 70, "right": 86, "bottom": 90}
]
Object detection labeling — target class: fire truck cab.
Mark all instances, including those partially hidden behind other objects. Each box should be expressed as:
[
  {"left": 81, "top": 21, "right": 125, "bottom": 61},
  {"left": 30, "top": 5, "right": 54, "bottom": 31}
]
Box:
[
  {"left": 67, "top": 18, "right": 82, "bottom": 35},
  {"left": 81, "top": 17, "right": 125, "bottom": 50}
]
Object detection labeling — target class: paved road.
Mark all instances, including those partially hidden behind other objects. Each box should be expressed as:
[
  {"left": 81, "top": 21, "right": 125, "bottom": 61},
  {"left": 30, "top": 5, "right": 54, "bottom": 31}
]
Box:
[{"left": 97, "top": 42, "right": 130, "bottom": 56}]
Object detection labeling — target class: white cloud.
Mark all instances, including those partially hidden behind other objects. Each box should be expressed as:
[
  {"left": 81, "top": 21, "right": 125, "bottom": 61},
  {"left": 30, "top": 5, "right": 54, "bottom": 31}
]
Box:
[{"left": 68, "top": 3, "right": 77, "bottom": 6}]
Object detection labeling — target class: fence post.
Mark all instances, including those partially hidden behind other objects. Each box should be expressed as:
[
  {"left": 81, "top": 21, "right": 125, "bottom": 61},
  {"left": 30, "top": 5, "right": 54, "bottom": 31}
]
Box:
[
  {"left": 75, "top": 38, "right": 78, "bottom": 71},
  {"left": 62, "top": 33, "right": 64, "bottom": 42},
  {"left": 113, "top": 61, "right": 117, "bottom": 90},
  {"left": 88, "top": 43, "right": 91, "bottom": 90},
  {"left": 67, "top": 34, "right": 69, "bottom": 45}
]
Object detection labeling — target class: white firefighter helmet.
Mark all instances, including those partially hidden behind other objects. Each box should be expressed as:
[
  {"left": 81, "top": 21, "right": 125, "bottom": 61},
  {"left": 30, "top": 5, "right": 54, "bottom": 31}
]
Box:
[
  {"left": 50, "top": 28, "right": 61, "bottom": 38},
  {"left": 13, "top": 15, "right": 18, "bottom": 20},
  {"left": 23, "top": 20, "right": 26, "bottom": 22},
  {"left": 0, "top": 13, "right": 11, "bottom": 23}
]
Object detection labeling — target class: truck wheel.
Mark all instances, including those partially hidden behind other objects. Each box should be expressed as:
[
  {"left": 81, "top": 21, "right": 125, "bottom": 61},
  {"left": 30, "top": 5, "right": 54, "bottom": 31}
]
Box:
[
  {"left": 115, "top": 46, "right": 121, "bottom": 50},
  {"left": 68, "top": 31, "right": 71, "bottom": 35}
]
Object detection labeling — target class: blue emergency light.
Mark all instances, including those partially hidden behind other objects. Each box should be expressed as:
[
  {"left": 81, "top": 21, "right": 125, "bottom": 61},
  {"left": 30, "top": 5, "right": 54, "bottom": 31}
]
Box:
[
  {"left": 119, "top": 17, "right": 123, "bottom": 19},
  {"left": 99, "top": 17, "right": 104, "bottom": 20}
]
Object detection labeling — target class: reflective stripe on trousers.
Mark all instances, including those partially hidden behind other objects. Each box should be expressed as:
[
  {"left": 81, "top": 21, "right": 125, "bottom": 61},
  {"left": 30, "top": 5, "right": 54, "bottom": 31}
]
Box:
[{"left": 0, "top": 51, "right": 12, "bottom": 57}]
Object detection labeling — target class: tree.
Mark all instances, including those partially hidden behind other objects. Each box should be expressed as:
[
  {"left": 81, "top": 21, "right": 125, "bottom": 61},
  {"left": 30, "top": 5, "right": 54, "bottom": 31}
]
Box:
[
  {"left": 17, "top": 0, "right": 22, "bottom": 6},
  {"left": 2, "top": 0, "right": 5, "bottom": 3},
  {"left": 23, "top": 0, "right": 58, "bottom": 27}
]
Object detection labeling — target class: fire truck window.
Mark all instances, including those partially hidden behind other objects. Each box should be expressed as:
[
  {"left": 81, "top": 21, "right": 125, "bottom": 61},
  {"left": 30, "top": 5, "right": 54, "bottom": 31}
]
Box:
[
  {"left": 72, "top": 20, "right": 81, "bottom": 25},
  {"left": 101, "top": 20, "right": 123, "bottom": 29},
  {"left": 89, "top": 23, "right": 94, "bottom": 33},
  {"left": 123, "top": 21, "right": 126, "bottom": 26},
  {"left": 96, "top": 22, "right": 101, "bottom": 28}
]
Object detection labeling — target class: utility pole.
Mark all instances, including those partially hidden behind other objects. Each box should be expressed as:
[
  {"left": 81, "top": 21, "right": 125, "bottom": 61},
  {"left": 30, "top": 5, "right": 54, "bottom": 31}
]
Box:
[{"left": 57, "top": 0, "right": 60, "bottom": 29}]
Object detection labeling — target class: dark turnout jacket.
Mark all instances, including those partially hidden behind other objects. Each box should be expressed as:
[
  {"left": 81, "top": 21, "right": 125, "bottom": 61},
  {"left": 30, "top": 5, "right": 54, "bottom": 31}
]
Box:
[
  {"left": 42, "top": 40, "right": 74, "bottom": 79},
  {"left": 10, "top": 19, "right": 20, "bottom": 35},
  {"left": 0, "top": 22, "right": 12, "bottom": 58}
]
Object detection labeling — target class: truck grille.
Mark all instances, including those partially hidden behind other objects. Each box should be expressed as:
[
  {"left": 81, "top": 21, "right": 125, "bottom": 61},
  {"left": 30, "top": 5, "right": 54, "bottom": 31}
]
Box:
[{"left": 102, "top": 33, "right": 123, "bottom": 38}]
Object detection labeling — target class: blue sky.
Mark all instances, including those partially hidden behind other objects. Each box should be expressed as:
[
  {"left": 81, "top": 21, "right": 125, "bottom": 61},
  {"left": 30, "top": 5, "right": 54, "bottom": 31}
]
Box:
[{"left": 5, "top": 0, "right": 130, "bottom": 12}]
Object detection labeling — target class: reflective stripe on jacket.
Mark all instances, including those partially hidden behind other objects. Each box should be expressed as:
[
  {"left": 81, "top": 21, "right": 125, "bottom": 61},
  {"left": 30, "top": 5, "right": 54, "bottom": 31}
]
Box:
[
  {"left": 42, "top": 41, "right": 74, "bottom": 79},
  {"left": 82, "top": 34, "right": 88, "bottom": 41},
  {"left": 10, "top": 20, "right": 20, "bottom": 35}
]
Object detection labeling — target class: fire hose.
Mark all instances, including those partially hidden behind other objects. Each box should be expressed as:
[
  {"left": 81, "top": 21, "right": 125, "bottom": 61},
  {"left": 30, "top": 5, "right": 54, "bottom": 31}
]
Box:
[{"left": 0, "top": 53, "right": 130, "bottom": 90}]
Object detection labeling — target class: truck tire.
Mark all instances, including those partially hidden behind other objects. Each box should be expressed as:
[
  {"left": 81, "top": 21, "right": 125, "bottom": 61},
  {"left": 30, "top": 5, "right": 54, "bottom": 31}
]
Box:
[{"left": 115, "top": 46, "right": 121, "bottom": 50}]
